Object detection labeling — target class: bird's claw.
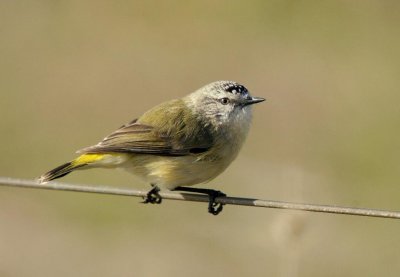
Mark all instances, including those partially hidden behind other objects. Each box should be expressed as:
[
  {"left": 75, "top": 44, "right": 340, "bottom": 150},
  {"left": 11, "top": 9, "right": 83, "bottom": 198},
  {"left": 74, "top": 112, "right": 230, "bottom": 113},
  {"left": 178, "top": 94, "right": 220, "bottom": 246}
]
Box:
[
  {"left": 208, "top": 191, "right": 226, "bottom": 215},
  {"left": 142, "top": 186, "right": 162, "bottom": 204}
]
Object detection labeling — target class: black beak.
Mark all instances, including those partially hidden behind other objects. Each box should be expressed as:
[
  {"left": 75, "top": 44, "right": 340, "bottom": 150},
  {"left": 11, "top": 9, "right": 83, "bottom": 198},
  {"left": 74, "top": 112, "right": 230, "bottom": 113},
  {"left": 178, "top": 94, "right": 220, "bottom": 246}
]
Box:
[{"left": 244, "top": 96, "right": 266, "bottom": 106}]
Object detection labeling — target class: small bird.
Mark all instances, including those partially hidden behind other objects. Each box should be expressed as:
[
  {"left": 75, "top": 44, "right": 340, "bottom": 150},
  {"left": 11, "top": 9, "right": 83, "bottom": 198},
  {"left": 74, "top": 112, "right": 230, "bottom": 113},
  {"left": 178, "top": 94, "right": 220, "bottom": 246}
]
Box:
[{"left": 39, "top": 81, "right": 265, "bottom": 215}]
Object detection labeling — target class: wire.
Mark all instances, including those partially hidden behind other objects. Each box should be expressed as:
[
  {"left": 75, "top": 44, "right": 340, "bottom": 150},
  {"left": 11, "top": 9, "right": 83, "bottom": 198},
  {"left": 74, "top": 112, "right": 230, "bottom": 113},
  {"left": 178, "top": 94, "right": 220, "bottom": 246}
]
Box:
[{"left": 0, "top": 176, "right": 399, "bottom": 219}]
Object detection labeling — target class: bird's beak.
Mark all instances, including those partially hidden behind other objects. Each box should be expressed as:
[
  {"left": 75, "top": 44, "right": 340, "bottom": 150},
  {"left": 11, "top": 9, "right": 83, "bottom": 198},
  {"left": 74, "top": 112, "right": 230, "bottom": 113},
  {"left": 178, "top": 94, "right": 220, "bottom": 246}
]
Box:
[{"left": 243, "top": 96, "right": 266, "bottom": 106}]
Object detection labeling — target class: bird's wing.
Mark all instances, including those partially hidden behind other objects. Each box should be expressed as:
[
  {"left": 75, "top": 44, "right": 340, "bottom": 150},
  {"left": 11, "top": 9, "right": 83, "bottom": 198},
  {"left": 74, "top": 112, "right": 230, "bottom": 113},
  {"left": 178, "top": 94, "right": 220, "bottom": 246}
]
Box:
[{"left": 78, "top": 100, "right": 214, "bottom": 156}]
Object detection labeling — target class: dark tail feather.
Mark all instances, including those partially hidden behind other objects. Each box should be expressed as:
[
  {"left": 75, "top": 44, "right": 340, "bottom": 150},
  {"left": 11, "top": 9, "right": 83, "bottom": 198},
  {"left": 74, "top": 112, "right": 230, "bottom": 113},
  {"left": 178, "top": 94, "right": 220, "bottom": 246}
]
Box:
[{"left": 38, "top": 162, "right": 80, "bottom": 183}]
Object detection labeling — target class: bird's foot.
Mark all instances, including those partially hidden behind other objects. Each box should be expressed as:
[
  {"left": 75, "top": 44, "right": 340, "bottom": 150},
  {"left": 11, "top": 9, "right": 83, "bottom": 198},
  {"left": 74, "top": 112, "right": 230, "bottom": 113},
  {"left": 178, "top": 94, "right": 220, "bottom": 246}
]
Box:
[
  {"left": 207, "top": 190, "right": 226, "bottom": 215},
  {"left": 173, "top": 186, "right": 226, "bottom": 215},
  {"left": 142, "top": 185, "right": 162, "bottom": 204}
]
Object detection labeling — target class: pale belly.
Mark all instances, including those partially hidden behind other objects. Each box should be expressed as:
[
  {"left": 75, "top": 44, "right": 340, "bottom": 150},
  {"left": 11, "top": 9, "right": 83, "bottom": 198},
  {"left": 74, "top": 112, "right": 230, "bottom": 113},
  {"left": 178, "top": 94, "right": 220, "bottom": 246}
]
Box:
[{"left": 122, "top": 154, "right": 232, "bottom": 190}]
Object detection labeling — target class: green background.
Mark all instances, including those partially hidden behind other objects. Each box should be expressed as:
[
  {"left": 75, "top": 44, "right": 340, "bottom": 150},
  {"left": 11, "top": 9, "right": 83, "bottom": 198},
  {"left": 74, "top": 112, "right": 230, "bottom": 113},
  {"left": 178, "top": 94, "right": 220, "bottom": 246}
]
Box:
[{"left": 1, "top": 1, "right": 400, "bottom": 276}]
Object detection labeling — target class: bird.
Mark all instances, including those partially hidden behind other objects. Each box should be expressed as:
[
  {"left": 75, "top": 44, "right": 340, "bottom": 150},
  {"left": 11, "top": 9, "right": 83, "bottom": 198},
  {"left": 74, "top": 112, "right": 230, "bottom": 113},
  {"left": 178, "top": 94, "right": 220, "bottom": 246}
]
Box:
[{"left": 39, "top": 80, "right": 265, "bottom": 215}]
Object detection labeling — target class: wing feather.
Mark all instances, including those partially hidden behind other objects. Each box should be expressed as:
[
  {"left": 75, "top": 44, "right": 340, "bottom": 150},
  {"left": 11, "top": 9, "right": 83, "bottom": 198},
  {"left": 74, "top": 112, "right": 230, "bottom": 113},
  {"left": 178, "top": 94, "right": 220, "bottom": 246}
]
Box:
[{"left": 78, "top": 99, "right": 213, "bottom": 156}]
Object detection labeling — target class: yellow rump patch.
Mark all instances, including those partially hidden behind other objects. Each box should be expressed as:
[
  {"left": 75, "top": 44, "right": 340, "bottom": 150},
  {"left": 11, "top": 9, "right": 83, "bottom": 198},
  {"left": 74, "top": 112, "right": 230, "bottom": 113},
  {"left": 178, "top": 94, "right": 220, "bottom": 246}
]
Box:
[{"left": 73, "top": 154, "right": 106, "bottom": 166}]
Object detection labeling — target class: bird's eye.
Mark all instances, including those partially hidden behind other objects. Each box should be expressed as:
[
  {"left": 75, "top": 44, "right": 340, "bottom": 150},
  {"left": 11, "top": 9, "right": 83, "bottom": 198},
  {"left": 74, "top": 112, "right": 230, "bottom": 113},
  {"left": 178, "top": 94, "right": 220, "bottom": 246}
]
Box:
[{"left": 219, "top": 98, "right": 230, "bottom": 105}]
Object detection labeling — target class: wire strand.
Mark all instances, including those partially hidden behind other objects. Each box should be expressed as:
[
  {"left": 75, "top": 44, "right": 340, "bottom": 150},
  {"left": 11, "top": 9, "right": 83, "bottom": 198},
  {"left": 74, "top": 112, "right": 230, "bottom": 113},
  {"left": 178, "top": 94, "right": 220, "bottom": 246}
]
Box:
[{"left": 1, "top": 176, "right": 399, "bottom": 219}]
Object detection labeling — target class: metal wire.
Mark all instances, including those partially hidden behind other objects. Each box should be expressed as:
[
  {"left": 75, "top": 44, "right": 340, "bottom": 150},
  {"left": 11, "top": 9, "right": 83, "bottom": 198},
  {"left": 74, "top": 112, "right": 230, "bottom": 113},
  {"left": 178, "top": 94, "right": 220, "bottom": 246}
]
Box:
[{"left": 1, "top": 176, "right": 400, "bottom": 219}]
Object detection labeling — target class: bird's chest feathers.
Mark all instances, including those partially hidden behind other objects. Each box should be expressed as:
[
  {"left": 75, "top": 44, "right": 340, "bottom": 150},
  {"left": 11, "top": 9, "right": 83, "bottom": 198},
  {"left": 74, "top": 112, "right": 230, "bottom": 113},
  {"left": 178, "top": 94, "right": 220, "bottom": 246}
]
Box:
[{"left": 209, "top": 108, "right": 252, "bottom": 160}]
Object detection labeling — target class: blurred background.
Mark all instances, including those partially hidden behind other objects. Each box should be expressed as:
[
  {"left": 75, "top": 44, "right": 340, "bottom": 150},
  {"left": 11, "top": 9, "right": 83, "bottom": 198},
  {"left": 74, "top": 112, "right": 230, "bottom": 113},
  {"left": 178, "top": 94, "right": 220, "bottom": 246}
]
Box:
[{"left": 1, "top": 0, "right": 400, "bottom": 276}]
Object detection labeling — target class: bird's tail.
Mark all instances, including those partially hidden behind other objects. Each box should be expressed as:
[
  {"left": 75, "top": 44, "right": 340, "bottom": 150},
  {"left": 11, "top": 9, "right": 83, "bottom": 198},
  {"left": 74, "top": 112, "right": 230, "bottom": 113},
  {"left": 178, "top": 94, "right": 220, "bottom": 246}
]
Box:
[{"left": 38, "top": 154, "right": 107, "bottom": 183}]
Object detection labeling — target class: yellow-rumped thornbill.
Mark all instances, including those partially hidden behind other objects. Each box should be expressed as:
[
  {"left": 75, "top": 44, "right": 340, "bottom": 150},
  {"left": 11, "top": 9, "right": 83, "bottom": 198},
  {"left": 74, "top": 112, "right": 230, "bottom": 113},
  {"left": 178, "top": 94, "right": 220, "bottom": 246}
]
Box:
[{"left": 39, "top": 81, "right": 265, "bottom": 215}]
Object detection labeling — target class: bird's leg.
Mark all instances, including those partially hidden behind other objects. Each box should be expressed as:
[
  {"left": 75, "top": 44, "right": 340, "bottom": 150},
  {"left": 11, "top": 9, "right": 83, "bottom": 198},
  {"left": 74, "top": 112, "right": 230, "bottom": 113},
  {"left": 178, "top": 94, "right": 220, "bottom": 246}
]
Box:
[
  {"left": 142, "top": 184, "right": 162, "bottom": 204},
  {"left": 173, "top": 186, "right": 226, "bottom": 215}
]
